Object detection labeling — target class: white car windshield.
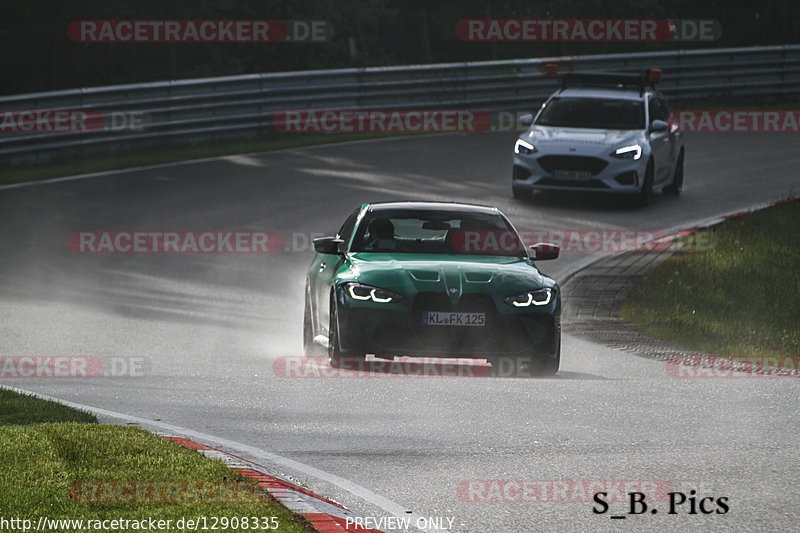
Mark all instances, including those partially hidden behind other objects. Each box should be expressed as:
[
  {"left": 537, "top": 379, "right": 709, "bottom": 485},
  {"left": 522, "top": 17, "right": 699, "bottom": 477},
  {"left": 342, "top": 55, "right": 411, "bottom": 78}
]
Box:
[{"left": 536, "top": 97, "right": 645, "bottom": 130}]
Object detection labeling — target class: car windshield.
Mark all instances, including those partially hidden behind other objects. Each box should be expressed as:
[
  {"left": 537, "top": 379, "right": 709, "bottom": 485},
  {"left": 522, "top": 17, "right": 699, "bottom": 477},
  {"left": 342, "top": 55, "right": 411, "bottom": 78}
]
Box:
[
  {"left": 350, "top": 209, "right": 526, "bottom": 256},
  {"left": 536, "top": 97, "right": 645, "bottom": 130}
]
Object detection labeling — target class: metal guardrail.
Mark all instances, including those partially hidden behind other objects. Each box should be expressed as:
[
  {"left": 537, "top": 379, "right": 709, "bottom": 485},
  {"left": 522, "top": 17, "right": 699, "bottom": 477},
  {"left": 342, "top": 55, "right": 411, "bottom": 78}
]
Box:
[{"left": 2, "top": 45, "right": 799, "bottom": 164}]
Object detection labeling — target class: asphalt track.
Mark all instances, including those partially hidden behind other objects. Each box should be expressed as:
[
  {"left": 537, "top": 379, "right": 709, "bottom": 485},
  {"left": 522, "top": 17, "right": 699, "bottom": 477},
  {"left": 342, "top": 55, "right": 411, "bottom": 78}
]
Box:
[{"left": 1, "top": 130, "right": 799, "bottom": 532}]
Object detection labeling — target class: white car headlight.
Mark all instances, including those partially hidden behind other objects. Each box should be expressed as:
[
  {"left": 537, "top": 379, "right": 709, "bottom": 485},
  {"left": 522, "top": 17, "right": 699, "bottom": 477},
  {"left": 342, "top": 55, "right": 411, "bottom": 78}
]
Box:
[
  {"left": 504, "top": 288, "right": 553, "bottom": 307},
  {"left": 514, "top": 139, "right": 537, "bottom": 155},
  {"left": 612, "top": 144, "right": 642, "bottom": 160},
  {"left": 345, "top": 283, "right": 403, "bottom": 303}
]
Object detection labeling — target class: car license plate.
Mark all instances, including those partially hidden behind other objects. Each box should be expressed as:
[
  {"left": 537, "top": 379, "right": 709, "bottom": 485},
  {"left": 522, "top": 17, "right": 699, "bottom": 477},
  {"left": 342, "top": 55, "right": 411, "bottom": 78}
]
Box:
[
  {"left": 422, "top": 312, "right": 485, "bottom": 326},
  {"left": 553, "top": 170, "right": 592, "bottom": 181}
]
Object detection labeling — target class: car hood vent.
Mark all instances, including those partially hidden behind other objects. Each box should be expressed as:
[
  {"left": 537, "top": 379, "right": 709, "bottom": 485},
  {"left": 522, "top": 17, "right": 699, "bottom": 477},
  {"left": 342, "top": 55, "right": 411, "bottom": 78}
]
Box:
[{"left": 409, "top": 270, "right": 440, "bottom": 282}]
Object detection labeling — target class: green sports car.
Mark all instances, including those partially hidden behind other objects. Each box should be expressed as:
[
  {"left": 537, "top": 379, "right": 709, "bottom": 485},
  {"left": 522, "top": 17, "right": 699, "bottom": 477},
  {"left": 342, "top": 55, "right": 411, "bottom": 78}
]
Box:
[{"left": 303, "top": 201, "right": 562, "bottom": 375}]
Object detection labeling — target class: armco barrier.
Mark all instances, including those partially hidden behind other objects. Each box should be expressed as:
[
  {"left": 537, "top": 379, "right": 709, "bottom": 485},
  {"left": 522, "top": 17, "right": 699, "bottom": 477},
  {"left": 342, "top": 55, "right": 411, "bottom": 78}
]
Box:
[{"left": 1, "top": 45, "right": 799, "bottom": 164}]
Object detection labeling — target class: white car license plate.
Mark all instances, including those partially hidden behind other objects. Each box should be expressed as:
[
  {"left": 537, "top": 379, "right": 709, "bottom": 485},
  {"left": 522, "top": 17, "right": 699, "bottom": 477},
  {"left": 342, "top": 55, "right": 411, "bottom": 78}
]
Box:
[
  {"left": 422, "top": 311, "right": 485, "bottom": 326},
  {"left": 553, "top": 170, "right": 592, "bottom": 180}
]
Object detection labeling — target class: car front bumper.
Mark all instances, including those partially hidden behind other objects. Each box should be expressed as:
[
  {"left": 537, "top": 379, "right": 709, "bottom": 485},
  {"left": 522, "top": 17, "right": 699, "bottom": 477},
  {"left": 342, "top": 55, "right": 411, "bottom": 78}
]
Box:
[
  {"left": 334, "top": 287, "right": 560, "bottom": 358},
  {"left": 513, "top": 152, "right": 648, "bottom": 194}
]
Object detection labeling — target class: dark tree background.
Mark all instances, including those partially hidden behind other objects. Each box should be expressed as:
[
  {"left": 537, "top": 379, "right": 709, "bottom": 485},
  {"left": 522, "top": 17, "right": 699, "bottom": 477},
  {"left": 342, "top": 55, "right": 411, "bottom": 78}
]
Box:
[{"left": 1, "top": 0, "right": 797, "bottom": 95}]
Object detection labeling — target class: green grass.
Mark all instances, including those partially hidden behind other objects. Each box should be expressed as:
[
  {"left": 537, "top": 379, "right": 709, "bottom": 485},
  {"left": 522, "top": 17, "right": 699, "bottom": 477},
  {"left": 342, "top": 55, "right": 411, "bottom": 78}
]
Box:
[
  {"left": 0, "top": 389, "right": 97, "bottom": 426},
  {"left": 0, "top": 389, "right": 312, "bottom": 532},
  {"left": 621, "top": 199, "right": 800, "bottom": 357}
]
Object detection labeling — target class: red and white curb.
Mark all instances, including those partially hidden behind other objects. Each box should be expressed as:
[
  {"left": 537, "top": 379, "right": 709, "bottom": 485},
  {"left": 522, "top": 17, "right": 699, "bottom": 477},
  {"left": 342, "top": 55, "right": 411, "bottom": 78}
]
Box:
[
  {"left": 162, "top": 436, "right": 384, "bottom": 533},
  {"left": 0, "top": 386, "right": 428, "bottom": 533}
]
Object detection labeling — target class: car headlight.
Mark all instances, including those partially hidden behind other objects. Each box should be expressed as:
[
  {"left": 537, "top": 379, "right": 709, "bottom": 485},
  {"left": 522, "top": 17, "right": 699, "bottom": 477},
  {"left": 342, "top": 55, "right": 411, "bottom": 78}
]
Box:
[
  {"left": 611, "top": 144, "right": 642, "bottom": 160},
  {"left": 514, "top": 139, "right": 537, "bottom": 155},
  {"left": 504, "top": 288, "right": 553, "bottom": 307},
  {"left": 345, "top": 282, "right": 403, "bottom": 303}
]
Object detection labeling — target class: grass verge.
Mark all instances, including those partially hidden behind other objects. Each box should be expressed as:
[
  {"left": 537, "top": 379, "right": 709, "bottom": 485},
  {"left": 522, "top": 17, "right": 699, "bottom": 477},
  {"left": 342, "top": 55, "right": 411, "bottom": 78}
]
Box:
[
  {"left": 0, "top": 389, "right": 97, "bottom": 426},
  {"left": 621, "top": 199, "right": 800, "bottom": 357},
  {"left": 0, "top": 388, "right": 313, "bottom": 532}
]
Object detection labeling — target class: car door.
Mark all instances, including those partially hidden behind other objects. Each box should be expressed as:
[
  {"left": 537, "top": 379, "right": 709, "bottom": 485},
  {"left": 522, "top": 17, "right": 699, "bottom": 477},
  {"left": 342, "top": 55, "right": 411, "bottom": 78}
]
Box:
[
  {"left": 311, "top": 209, "right": 359, "bottom": 338},
  {"left": 647, "top": 95, "right": 671, "bottom": 185}
]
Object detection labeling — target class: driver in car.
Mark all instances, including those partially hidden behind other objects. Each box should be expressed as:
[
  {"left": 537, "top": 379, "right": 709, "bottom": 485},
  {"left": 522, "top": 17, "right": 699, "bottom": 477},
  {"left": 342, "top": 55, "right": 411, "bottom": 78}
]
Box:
[{"left": 365, "top": 218, "right": 396, "bottom": 251}]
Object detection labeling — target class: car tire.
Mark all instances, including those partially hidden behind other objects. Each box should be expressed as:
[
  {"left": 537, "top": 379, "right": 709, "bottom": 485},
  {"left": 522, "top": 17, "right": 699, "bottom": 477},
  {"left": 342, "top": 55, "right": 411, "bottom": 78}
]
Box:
[
  {"left": 664, "top": 151, "right": 684, "bottom": 196},
  {"left": 527, "top": 334, "right": 560, "bottom": 376},
  {"left": 512, "top": 185, "right": 528, "bottom": 200},
  {"left": 635, "top": 161, "right": 654, "bottom": 207},
  {"left": 539, "top": 335, "right": 561, "bottom": 375},
  {"left": 328, "top": 297, "right": 366, "bottom": 369}
]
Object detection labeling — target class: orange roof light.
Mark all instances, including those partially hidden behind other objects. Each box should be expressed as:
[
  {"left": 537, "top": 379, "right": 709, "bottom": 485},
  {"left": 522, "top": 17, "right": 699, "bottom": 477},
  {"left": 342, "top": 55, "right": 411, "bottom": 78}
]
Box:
[
  {"left": 544, "top": 63, "right": 558, "bottom": 78},
  {"left": 649, "top": 68, "right": 663, "bottom": 84}
]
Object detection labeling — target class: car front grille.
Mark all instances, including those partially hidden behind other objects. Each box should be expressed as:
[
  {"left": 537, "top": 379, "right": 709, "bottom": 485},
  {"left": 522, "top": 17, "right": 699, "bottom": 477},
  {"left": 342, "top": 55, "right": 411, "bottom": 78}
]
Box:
[
  {"left": 536, "top": 178, "right": 609, "bottom": 189},
  {"left": 411, "top": 292, "right": 497, "bottom": 352},
  {"left": 537, "top": 155, "right": 608, "bottom": 174}
]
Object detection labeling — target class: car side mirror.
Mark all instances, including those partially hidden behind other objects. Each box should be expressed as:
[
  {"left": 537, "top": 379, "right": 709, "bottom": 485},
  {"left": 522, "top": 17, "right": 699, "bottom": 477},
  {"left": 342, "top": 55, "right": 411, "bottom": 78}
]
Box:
[
  {"left": 520, "top": 113, "right": 534, "bottom": 126},
  {"left": 650, "top": 119, "right": 668, "bottom": 132},
  {"left": 313, "top": 236, "right": 345, "bottom": 255},
  {"left": 529, "top": 242, "right": 559, "bottom": 260}
]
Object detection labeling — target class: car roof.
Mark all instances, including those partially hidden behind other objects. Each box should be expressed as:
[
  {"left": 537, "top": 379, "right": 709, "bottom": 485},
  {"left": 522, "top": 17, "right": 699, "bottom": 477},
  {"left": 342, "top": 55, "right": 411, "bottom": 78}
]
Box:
[
  {"left": 366, "top": 201, "right": 500, "bottom": 215},
  {"left": 554, "top": 87, "right": 649, "bottom": 101}
]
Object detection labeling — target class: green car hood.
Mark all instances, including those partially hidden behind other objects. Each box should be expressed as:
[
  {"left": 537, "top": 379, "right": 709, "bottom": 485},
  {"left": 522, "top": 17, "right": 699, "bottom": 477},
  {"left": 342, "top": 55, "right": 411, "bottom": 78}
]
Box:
[{"left": 341, "top": 252, "right": 553, "bottom": 300}]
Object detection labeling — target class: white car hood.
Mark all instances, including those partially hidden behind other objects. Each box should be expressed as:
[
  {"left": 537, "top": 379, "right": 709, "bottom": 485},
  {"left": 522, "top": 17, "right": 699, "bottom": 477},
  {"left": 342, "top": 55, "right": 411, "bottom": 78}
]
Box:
[{"left": 523, "top": 126, "right": 641, "bottom": 154}]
